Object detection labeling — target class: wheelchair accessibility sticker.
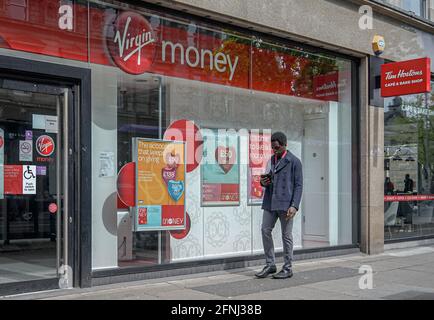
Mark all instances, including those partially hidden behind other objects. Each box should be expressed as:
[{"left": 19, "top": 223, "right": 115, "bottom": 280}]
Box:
[{"left": 23, "top": 165, "right": 36, "bottom": 194}]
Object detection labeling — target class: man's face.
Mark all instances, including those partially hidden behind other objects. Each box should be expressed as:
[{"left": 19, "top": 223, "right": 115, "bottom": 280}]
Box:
[{"left": 271, "top": 140, "right": 286, "bottom": 156}]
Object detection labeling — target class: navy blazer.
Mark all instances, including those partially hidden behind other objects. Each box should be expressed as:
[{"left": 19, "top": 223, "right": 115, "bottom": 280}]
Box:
[{"left": 261, "top": 151, "right": 303, "bottom": 212}]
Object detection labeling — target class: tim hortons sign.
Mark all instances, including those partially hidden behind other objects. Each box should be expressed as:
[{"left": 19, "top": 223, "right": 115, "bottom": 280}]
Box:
[{"left": 381, "top": 57, "right": 431, "bottom": 97}]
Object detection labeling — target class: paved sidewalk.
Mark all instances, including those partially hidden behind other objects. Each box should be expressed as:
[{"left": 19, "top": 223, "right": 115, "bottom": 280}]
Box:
[{"left": 2, "top": 245, "right": 434, "bottom": 300}]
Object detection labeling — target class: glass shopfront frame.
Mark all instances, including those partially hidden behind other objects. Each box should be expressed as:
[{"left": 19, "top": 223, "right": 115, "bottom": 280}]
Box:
[
  {"left": 0, "top": 0, "right": 361, "bottom": 284},
  {"left": 384, "top": 77, "right": 434, "bottom": 242},
  {"left": 88, "top": 0, "right": 360, "bottom": 272}
]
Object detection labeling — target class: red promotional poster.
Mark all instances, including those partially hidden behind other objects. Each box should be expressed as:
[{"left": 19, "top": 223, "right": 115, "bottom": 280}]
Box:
[
  {"left": 381, "top": 57, "right": 431, "bottom": 97},
  {"left": 248, "top": 132, "right": 273, "bottom": 204},
  {"left": 138, "top": 207, "right": 148, "bottom": 225},
  {"left": 4, "top": 165, "right": 23, "bottom": 195},
  {"left": 313, "top": 72, "right": 339, "bottom": 102}
]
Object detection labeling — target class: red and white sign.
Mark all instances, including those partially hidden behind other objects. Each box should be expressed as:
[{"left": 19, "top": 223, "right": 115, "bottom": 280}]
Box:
[
  {"left": 248, "top": 132, "right": 273, "bottom": 203},
  {"left": 313, "top": 72, "right": 339, "bottom": 102},
  {"left": 381, "top": 57, "right": 431, "bottom": 97},
  {"left": 3, "top": 165, "right": 36, "bottom": 195},
  {"left": 106, "top": 11, "right": 157, "bottom": 75},
  {"left": 48, "top": 203, "right": 58, "bottom": 214},
  {"left": 0, "top": 1, "right": 345, "bottom": 102},
  {"left": 384, "top": 194, "right": 434, "bottom": 202},
  {"left": 4, "top": 165, "right": 22, "bottom": 195},
  {"left": 161, "top": 205, "right": 184, "bottom": 227},
  {"left": 36, "top": 135, "right": 55, "bottom": 157}
]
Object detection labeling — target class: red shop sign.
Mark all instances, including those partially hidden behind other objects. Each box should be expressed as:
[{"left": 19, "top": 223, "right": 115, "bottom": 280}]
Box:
[
  {"left": 106, "top": 11, "right": 157, "bottom": 75},
  {"left": 381, "top": 57, "right": 431, "bottom": 97},
  {"left": 36, "top": 135, "right": 55, "bottom": 157}
]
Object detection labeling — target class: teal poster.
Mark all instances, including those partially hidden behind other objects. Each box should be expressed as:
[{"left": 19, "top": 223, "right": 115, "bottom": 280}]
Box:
[{"left": 201, "top": 130, "right": 240, "bottom": 206}]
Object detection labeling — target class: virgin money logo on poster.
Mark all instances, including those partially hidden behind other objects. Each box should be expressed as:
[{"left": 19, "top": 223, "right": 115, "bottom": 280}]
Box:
[
  {"left": 36, "top": 135, "right": 55, "bottom": 157},
  {"left": 106, "top": 11, "right": 157, "bottom": 75}
]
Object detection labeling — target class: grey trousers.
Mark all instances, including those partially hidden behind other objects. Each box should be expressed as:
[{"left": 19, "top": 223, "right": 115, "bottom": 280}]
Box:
[{"left": 261, "top": 210, "right": 294, "bottom": 271}]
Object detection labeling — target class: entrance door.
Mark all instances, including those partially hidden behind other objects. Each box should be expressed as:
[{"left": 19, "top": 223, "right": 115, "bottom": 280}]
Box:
[
  {"left": 0, "top": 77, "right": 73, "bottom": 293},
  {"left": 303, "top": 116, "right": 329, "bottom": 247}
]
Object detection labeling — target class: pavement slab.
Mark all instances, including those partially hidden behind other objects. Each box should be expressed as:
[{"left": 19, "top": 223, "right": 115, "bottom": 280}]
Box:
[{"left": 2, "top": 245, "right": 434, "bottom": 300}]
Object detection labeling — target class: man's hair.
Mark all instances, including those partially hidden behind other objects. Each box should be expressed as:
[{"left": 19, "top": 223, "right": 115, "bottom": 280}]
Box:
[{"left": 271, "top": 132, "right": 287, "bottom": 146}]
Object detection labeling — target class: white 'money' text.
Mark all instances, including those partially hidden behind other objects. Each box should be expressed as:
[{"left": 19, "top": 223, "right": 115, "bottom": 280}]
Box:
[{"left": 162, "top": 41, "right": 239, "bottom": 81}]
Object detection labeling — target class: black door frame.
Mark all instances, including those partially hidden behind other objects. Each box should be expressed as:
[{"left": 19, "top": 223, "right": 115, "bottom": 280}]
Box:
[{"left": 0, "top": 55, "right": 91, "bottom": 295}]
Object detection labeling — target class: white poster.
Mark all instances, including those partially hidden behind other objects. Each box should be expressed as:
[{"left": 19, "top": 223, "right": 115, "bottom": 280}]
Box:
[
  {"left": 32, "top": 114, "right": 58, "bottom": 133},
  {"left": 19, "top": 140, "right": 33, "bottom": 162},
  {"left": 22, "top": 165, "right": 36, "bottom": 194},
  {"left": 99, "top": 151, "right": 115, "bottom": 178},
  {"left": 0, "top": 128, "right": 4, "bottom": 199},
  {"left": 45, "top": 116, "right": 58, "bottom": 133}
]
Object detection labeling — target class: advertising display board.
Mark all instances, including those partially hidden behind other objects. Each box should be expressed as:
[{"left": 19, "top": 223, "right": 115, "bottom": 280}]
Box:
[
  {"left": 381, "top": 57, "right": 431, "bottom": 97},
  {"left": 133, "top": 138, "right": 186, "bottom": 231},
  {"left": 201, "top": 130, "right": 240, "bottom": 206},
  {"left": 248, "top": 131, "right": 273, "bottom": 205}
]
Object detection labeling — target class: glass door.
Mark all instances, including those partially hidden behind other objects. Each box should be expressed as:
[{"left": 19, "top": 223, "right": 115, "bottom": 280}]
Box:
[{"left": 0, "top": 77, "right": 73, "bottom": 292}]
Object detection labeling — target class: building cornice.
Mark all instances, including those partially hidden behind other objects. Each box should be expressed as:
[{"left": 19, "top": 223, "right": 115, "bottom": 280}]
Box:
[{"left": 349, "top": 0, "right": 434, "bottom": 34}]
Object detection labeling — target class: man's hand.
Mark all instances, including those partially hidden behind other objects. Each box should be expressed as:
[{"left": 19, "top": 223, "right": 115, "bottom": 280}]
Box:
[
  {"left": 286, "top": 207, "right": 298, "bottom": 220},
  {"left": 260, "top": 175, "right": 272, "bottom": 187}
]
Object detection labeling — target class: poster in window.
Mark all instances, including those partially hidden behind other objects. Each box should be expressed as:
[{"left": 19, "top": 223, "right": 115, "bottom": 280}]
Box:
[
  {"left": 0, "top": 128, "right": 3, "bottom": 199},
  {"left": 133, "top": 138, "right": 186, "bottom": 231},
  {"left": 248, "top": 131, "right": 273, "bottom": 205},
  {"left": 201, "top": 129, "right": 240, "bottom": 206}
]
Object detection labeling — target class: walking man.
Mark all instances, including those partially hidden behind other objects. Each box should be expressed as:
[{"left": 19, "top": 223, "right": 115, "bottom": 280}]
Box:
[{"left": 255, "top": 132, "right": 303, "bottom": 279}]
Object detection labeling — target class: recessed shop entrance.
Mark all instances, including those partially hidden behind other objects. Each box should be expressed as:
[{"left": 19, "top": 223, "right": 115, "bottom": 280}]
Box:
[{"left": 0, "top": 74, "right": 77, "bottom": 295}]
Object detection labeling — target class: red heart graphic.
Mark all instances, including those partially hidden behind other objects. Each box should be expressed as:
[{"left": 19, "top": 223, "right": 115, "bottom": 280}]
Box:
[{"left": 215, "top": 146, "right": 236, "bottom": 174}]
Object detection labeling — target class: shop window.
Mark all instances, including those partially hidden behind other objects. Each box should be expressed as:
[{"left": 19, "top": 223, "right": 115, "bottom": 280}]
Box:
[
  {"left": 89, "top": 2, "right": 355, "bottom": 270},
  {"left": 384, "top": 81, "right": 434, "bottom": 240}
]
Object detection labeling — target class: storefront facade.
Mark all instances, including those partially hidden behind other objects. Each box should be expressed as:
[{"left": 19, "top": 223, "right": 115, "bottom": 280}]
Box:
[{"left": 0, "top": 0, "right": 433, "bottom": 295}]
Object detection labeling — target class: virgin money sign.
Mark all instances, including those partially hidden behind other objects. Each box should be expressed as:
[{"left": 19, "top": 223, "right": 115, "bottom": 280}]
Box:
[
  {"left": 106, "top": 11, "right": 157, "bottom": 75},
  {"left": 104, "top": 10, "right": 244, "bottom": 84},
  {"left": 381, "top": 58, "right": 431, "bottom": 97},
  {"left": 0, "top": 1, "right": 343, "bottom": 102},
  {"left": 36, "top": 135, "right": 55, "bottom": 157}
]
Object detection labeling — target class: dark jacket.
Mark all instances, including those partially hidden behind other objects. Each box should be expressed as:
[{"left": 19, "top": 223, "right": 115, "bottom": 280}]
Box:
[{"left": 261, "top": 151, "right": 303, "bottom": 212}]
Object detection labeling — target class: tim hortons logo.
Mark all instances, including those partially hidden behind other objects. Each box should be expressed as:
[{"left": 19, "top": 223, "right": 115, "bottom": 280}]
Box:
[
  {"left": 107, "top": 11, "right": 156, "bottom": 75},
  {"left": 36, "top": 135, "right": 55, "bottom": 157},
  {"left": 385, "top": 69, "right": 423, "bottom": 80}
]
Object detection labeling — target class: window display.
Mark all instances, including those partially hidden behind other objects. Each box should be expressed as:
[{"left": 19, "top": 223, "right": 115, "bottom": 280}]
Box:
[
  {"left": 89, "top": 0, "right": 354, "bottom": 270},
  {"left": 384, "top": 81, "right": 434, "bottom": 240}
]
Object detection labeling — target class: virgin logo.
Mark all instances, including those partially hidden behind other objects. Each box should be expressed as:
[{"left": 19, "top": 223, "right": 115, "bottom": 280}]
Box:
[
  {"left": 106, "top": 11, "right": 156, "bottom": 75},
  {"left": 36, "top": 135, "right": 55, "bottom": 157}
]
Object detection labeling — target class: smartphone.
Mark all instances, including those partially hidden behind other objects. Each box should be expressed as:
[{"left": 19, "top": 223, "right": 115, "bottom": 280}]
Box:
[{"left": 260, "top": 173, "right": 272, "bottom": 180}]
